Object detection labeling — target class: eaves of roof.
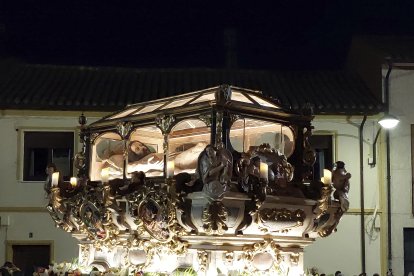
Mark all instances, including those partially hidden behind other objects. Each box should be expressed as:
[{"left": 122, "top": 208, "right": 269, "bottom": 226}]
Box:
[{"left": 0, "top": 61, "right": 383, "bottom": 116}]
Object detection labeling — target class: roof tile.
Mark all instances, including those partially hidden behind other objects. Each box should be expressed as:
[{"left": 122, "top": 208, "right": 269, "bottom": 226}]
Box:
[{"left": 0, "top": 61, "right": 383, "bottom": 115}]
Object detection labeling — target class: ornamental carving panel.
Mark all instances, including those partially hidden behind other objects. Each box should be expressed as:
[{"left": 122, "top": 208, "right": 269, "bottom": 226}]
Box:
[{"left": 257, "top": 208, "right": 306, "bottom": 233}]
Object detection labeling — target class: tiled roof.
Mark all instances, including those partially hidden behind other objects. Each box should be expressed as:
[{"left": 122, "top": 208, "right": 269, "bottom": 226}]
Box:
[{"left": 0, "top": 60, "right": 383, "bottom": 115}]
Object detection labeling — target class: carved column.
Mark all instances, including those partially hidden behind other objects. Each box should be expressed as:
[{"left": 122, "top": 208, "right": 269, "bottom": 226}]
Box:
[
  {"left": 155, "top": 115, "right": 176, "bottom": 176},
  {"left": 76, "top": 113, "right": 88, "bottom": 178},
  {"left": 116, "top": 122, "right": 133, "bottom": 179},
  {"left": 215, "top": 110, "right": 224, "bottom": 149}
]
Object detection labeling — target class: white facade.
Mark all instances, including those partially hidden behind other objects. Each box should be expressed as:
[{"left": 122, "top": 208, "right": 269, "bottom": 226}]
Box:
[
  {"left": 387, "top": 68, "right": 414, "bottom": 276},
  {"left": 0, "top": 112, "right": 102, "bottom": 264},
  {"left": 304, "top": 117, "right": 384, "bottom": 275},
  {"left": 0, "top": 109, "right": 391, "bottom": 275}
]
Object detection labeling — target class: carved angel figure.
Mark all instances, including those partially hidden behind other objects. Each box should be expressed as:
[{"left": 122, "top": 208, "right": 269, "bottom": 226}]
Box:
[
  {"left": 198, "top": 145, "right": 232, "bottom": 200},
  {"left": 332, "top": 161, "right": 351, "bottom": 212}
]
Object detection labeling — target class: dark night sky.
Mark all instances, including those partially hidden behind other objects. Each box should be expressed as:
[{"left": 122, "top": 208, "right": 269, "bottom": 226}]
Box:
[{"left": 3, "top": 0, "right": 414, "bottom": 70}]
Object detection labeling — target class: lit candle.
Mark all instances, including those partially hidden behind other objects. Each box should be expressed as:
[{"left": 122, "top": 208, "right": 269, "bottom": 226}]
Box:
[
  {"left": 51, "top": 172, "right": 60, "bottom": 187},
  {"left": 259, "top": 162, "right": 268, "bottom": 181},
  {"left": 70, "top": 177, "right": 77, "bottom": 188},
  {"left": 322, "top": 169, "right": 332, "bottom": 185},
  {"left": 167, "top": 160, "right": 175, "bottom": 178},
  {"left": 101, "top": 168, "right": 109, "bottom": 183}
]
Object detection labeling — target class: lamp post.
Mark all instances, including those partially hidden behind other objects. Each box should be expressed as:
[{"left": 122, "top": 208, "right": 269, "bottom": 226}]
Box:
[
  {"left": 382, "top": 115, "right": 399, "bottom": 273},
  {"left": 360, "top": 113, "right": 399, "bottom": 274}
]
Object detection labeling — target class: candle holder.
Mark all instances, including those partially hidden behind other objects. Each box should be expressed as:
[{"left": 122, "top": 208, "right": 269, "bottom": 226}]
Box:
[
  {"left": 49, "top": 186, "right": 63, "bottom": 211},
  {"left": 70, "top": 177, "right": 78, "bottom": 188},
  {"left": 51, "top": 172, "right": 60, "bottom": 187},
  {"left": 101, "top": 168, "right": 110, "bottom": 184},
  {"left": 166, "top": 160, "right": 175, "bottom": 179},
  {"left": 259, "top": 162, "right": 268, "bottom": 183}
]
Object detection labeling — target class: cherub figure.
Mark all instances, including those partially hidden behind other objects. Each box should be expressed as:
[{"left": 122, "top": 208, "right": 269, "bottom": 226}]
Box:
[{"left": 332, "top": 161, "right": 351, "bottom": 212}]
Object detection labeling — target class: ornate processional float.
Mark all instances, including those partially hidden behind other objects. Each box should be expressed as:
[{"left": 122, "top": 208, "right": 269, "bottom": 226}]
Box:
[{"left": 47, "top": 85, "right": 351, "bottom": 275}]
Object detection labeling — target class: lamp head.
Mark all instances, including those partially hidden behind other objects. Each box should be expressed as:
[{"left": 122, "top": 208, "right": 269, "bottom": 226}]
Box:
[{"left": 378, "top": 114, "right": 399, "bottom": 129}]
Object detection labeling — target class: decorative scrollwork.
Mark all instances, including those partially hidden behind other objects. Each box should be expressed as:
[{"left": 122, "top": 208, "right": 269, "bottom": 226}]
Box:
[
  {"left": 290, "top": 252, "right": 300, "bottom": 266},
  {"left": 90, "top": 132, "right": 100, "bottom": 144},
  {"left": 197, "top": 251, "right": 208, "bottom": 272},
  {"left": 240, "top": 240, "right": 282, "bottom": 272},
  {"left": 314, "top": 185, "right": 332, "bottom": 219},
  {"left": 47, "top": 186, "right": 81, "bottom": 233},
  {"left": 155, "top": 115, "right": 175, "bottom": 135},
  {"left": 225, "top": 252, "right": 234, "bottom": 266},
  {"left": 78, "top": 244, "right": 90, "bottom": 266},
  {"left": 198, "top": 114, "right": 212, "bottom": 127},
  {"left": 215, "top": 110, "right": 224, "bottom": 149},
  {"left": 317, "top": 208, "right": 344, "bottom": 238},
  {"left": 229, "top": 113, "right": 242, "bottom": 124},
  {"left": 303, "top": 127, "right": 316, "bottom": 166},
  {"left": 202, "top": 201, "right": 228, "bottom": 235},
  {"left": 74, "top": 152, "right": 86, "bottom": 170},
  {"left": 116, "top": 121, "right": 133, "bottom": 139},
  {"left": 156, "top": 115, "right": 176, "bottom": 155},
  {"left": 257, "top": 208, "right": 306, "bottom": 233}
]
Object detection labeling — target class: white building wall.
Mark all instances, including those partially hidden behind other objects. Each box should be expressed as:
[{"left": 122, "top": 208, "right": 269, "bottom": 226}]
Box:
[
  {"left": 0, "top": 112, "right": 102, "bottom": 265},
  {"left": 304, "top": 117, "right": 383, "bottom": 276},
  {"left": 388, "top": 68, "right": 414, "bottom": 276}
]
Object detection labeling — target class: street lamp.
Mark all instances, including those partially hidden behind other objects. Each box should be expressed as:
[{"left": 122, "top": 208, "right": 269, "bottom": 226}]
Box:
[
  {"left": 378, "top": 114, "right": 400, "bottom": 129},
  {"left": 369, "top": 114, "right": 400, "bottom": 168}
]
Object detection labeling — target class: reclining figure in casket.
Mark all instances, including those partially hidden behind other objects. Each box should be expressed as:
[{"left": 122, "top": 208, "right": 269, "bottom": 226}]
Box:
[{"left": 95, "top": 139, "right": 207, "bottom": 177}]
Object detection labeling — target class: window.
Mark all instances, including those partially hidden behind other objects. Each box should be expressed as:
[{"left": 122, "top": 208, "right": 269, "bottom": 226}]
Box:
[
  {"left": 23, "top": 131, "right": 74, "bottom": 181},
  {"left": 309, "top": 134, "right": 334, "bottom": 181},
  {"left": 404, "top": 228, "right": 414, "bottom": 275}
]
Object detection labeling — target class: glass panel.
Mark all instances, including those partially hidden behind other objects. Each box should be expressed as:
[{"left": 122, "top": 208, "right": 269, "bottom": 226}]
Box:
[
  {"left": 160, "top": 97, "right": 193, "bottom": 110},
  {"left": 231, "top": 91, "right": 253, "bottom": 104},
  {"left": 171, "top": 119, "right": 208, "bottom": 131},
  {"left": 127, "top": 127, "right": 164, "bottom": 177},
  {"left": 191, "top": 93, "right": 215, "bottom": 104},
  {"left": 229, "top": 118, "right": 295, "bottom": 157},
  {"left": 249, "top": 94, "right": 279, "bottom": 109},
  {"left": 133, "top": 102, "right": 165, "bottom": 115},
  {"left": 168, "top": 119, "right": 210, "bottom": 175},
  {"left": 91, "top": 128, "right": 165, "bottom": 180},
  {"left": 90, "top": 132, "right": 123, "bottom": 181},
  {"left": 108, "top": 107, "right": 139, "bottom": 120}
]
